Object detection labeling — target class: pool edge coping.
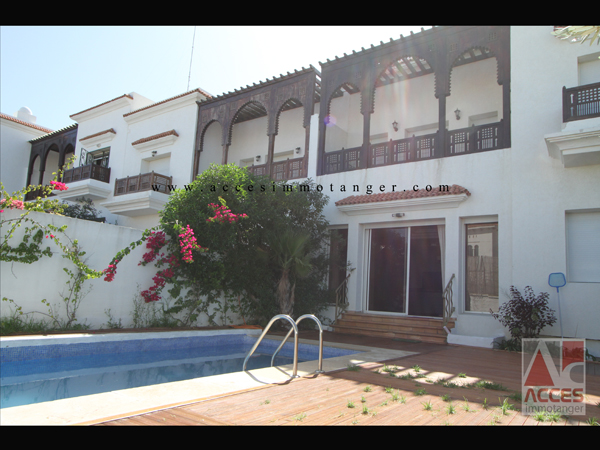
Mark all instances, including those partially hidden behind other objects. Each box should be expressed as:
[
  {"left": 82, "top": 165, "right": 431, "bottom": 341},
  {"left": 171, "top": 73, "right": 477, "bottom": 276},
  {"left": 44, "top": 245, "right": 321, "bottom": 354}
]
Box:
[{"left": 0, "top": 331, "right": 417, "bottom": 425}]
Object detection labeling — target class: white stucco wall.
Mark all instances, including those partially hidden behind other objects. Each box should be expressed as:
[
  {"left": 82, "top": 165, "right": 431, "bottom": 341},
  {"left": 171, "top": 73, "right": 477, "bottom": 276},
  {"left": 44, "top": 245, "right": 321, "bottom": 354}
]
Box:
[
  {"left": 0, "top": 209, "right": 241, "bottom": 328},
  {"left": 0, "top": 117, "right": 49, "bottom": 195}
]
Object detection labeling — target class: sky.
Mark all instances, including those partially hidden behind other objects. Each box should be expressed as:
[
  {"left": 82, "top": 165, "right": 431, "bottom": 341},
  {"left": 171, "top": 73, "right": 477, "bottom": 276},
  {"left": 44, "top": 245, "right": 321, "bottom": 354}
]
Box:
[{"left": 1, "top": 26, "right": 429, "bottom": 131}]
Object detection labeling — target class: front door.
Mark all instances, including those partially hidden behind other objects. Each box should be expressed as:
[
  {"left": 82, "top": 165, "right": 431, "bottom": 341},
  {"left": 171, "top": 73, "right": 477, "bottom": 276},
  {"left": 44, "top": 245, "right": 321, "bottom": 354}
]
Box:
[{"left": 367, "top": 225, "right": 443, "bottom": 317}]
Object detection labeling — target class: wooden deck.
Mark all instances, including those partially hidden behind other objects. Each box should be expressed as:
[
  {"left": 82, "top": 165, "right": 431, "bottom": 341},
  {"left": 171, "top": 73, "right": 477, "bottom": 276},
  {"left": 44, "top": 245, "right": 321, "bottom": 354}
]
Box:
[{"left": 94, "top": 331, "right": 600, "bottom": 426}]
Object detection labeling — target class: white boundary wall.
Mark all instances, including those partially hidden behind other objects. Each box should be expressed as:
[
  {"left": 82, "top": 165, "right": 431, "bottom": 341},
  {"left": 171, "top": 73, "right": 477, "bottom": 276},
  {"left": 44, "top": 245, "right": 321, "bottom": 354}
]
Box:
[{"left": 0, "top": 210, "right": 238, "bottom": 329}]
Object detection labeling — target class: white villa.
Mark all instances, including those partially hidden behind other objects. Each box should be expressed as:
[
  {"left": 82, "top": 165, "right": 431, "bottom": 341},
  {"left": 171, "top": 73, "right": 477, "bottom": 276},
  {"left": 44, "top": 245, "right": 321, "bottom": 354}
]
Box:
[{"left": 2, "top": 26, "right": 599, "bottom": 355}]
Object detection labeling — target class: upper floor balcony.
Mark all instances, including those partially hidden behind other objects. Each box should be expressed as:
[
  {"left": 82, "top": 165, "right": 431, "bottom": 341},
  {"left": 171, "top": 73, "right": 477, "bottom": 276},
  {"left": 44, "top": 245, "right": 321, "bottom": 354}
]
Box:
[
  {"left": 100, "top": 171, "right": 173, "bottom": 217},
  {"left": 247, "top": 156, "right": 305, "bottom": 180},
  {"left": 114, "top": 171, "right": 173, "bottom": 196},
  {"left": 323, "top": 121, "right": 504, "bottom": 174},
  {"left": 57, "top": 164, "right": 113, "bottom": 201},
  {"left": 562, "top": 81, "right": 600, "bottom": 123},
  {"left": 316, "top": 26, "right": 511, "bottom": 176},
  {"left": 545, "top": 81, "right": 600, "bottom": 168},
  {"left": 63, "top": 164, "right": 111, "bottom": 184}
]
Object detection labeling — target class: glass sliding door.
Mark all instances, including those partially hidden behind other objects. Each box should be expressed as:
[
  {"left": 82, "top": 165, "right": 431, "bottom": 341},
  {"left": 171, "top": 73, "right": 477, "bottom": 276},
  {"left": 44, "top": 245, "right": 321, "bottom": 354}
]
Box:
[
  {"left": 367, "top": 225, "right": 444, "bottom": 317},
  {"left": 368, "top": 228, "right": 408, "bottom": 313},
  {"left": 408, "top": 225, "right": 443, "bottom": 317}
]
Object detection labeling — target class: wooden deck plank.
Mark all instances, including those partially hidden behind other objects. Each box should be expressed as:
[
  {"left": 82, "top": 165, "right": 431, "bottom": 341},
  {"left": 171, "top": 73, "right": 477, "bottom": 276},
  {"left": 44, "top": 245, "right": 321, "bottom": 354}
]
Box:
[{"left": 96, "top": 334, "right": 600, "bottom": 426}]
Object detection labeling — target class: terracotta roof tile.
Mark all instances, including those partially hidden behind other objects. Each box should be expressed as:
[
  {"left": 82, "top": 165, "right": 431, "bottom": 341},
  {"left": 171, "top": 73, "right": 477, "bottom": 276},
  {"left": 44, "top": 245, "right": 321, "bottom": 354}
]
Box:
[
  {"left": 70, "top": 94, "right": 133, "bottom": 118},
  {"left": 335, "top": 184, "right": 471, "bottom": 206},
  {"left": 29, "top": 123, "right": 78, "bottom": 143},
  {"left": 0, "top": 112, "right": 53, "bottom": 133},
  {"left": 131, "top": 130, "right": 178, "bottom": 146},
  {"left": 80, "top": 128, "right": 116, "bottom": 141},
  {"left": 124, "top": 88, "right": 212, "bottom": 117}
]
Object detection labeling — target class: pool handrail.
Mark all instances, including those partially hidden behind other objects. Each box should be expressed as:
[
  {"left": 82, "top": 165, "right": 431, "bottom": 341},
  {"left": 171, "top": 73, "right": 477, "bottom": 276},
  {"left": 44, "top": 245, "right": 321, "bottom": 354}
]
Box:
[
  {"left": 242, "top": 314, "right": 299, "bottom": 378},
  {"left": 271, "top": 314, "right": 324, "bottom": 374}
]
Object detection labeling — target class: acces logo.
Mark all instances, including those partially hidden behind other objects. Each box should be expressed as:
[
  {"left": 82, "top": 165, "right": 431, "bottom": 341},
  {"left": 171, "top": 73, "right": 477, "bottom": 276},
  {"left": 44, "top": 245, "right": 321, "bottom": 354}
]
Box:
[{"left": 522, "top": 339, "right": 586, "bottom": 415}]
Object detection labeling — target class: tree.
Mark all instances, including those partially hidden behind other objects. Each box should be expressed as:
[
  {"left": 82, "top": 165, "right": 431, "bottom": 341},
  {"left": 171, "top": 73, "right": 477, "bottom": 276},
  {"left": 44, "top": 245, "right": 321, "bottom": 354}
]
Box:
[
  {"left": 269, "top": 230, "right": 312, "bottom": 317},
  {"left": 158, "top": 164, "right": 333, "bottom": 326}
]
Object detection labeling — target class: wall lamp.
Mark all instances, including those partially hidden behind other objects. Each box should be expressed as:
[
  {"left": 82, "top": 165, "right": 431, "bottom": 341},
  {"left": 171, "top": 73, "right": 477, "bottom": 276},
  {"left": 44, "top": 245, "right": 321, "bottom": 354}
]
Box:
[
  {"left": 454, "top": 108, "right": 461, "bottom": 120},
  {"left": 255, "top": 155, "right": 261, "bottom": 162},
  {"left": 151, "top": 150, "right": 157, "bottom": 157},
  {"left": 295, "top": 147, "right": 301, "bottom": 154},
  {"left": 392, "top": 121, "right": 399, "bottom": 132}
]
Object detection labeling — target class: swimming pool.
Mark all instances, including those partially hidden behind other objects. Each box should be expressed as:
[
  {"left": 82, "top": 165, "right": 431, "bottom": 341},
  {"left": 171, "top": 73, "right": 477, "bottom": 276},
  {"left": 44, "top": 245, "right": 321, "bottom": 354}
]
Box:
[{"left": 0, "top": 330, "right": 359, "bottom": 409}]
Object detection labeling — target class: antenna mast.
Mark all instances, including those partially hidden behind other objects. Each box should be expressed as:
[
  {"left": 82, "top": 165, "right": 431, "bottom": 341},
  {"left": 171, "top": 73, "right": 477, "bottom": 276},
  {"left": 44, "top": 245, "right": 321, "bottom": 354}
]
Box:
[{"left": 187, "top": 26, "right": 197, "bottom": 91}]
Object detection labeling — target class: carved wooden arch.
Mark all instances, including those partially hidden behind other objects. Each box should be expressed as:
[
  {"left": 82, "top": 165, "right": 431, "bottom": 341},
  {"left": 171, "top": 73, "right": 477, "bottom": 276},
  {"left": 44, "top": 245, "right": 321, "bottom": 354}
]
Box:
[
  {"left": 323, "top": 81, "right": 362, "bottom": 118},
  {"left": 447, "top": 45, "right": 500, "bottom": 97},
  {"left": 371, "top": 52, "right": 438, "bottom": 111},
  {"left": 273, "top": 97, "right": 304, "bottom": 136},
  {"left": 26, "top": 125, "right": 78, "bottom": 187},
  {"left": 26, "top": 153, "right": 41, "bottom": 187},
  {"left": 227, "top": 99, "right": 269, "bottom": 148},
  {"left": 198, "top": 118, "right": 223, "bottom": 152}
]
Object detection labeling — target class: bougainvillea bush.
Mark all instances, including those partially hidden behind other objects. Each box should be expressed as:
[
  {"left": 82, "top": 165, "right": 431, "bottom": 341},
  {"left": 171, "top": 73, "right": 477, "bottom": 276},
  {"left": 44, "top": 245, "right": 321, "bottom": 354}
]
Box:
[{"left": 157, "top": 163, "right": 333, "bottom": 326}]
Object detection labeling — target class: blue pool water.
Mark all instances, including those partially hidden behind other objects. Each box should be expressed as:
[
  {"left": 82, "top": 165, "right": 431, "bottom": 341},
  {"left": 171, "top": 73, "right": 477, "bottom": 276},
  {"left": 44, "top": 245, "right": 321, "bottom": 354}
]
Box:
[{"left": 0, "top": 332, "right": 358, "bottom": 409}]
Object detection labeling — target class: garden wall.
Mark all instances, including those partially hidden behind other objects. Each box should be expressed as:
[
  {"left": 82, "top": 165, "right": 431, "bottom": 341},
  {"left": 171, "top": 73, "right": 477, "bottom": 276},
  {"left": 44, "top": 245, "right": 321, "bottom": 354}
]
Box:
[{"left": 0, "top": 210, "right": 240, "bottom": 329}]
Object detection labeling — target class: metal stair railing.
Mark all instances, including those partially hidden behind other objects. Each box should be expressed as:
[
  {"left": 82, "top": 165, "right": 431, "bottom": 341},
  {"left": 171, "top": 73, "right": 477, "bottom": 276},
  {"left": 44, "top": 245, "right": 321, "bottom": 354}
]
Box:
[
  {"left": 242, "top": 314, "right": 325, "bottom": 379},
  {"left": 243, "top": 314, "right": 299, "bottom": 378},
  {"left": 271, "top": 314, "right": 324, "bottom": 374}
]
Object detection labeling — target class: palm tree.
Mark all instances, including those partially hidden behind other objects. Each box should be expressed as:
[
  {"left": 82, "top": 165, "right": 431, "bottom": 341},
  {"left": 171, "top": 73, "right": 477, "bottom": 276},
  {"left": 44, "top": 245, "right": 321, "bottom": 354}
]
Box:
[
  {"left": 270, "top": 230, "right": 313, "bottom": 318},
  {"left": 552, "top": 26, "right": 600, "bottom": 45}
]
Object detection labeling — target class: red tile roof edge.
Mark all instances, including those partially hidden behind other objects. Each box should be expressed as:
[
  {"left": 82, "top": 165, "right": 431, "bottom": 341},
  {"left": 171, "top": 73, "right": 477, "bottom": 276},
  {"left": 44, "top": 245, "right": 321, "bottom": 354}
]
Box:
[
  {"left": 70, "top": 94, "right": 134, "bottom": 118},
  {"left": 335, "top": 184, "right": 471, "bottom": 206},
  {"left": 0, "top": 112, "right": 54, "bottom": 133},
  {"left": 80, "top": 128, "right": 116, "bottom": 141},
  {"left": 124, "top": 88, "right": 212, "bottom": 117},
  {"left": 131, "top": 130, "right": 179, "bottom": 146}
]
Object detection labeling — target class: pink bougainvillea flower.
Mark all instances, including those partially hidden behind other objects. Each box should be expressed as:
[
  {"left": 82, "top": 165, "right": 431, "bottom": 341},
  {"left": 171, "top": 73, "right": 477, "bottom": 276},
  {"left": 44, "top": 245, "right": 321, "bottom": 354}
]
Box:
[
  {"left": 49, "top": 180, "right": 68, "bottom": 191},
  {"left": 2, "top": 198, "right": 25, "bottom": 210}
]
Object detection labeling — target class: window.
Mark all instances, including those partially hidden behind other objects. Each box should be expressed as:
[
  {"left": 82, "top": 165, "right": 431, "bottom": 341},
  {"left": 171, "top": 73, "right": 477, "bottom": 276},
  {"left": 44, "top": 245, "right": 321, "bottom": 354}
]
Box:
[
  {"left": 566, "top": 211, "right": 600, "bottom": 282},
  {"left": 86, "top": 148, "right": 110, "bottom": 168},
  {"left": 465, "top": 223, "right": 498, "bottom": 312}
]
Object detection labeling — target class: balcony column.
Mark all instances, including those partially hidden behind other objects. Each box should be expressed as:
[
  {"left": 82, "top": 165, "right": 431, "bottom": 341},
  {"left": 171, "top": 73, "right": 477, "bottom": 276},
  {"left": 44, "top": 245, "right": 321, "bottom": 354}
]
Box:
[
  {"left": 439, "top": 94, "right": 448, "bottom": 157},
  {"left": 221, "top": 144, "right": 229, "bottom": 165},
  {"left": 303, "top": 126, "right": 310, "bottom": 178},
  {"left": 266, "top": 133, "right": 276, "bottom": 178},
  {"left": 362, "top": 111, "right": 371, "bottom": 169}
]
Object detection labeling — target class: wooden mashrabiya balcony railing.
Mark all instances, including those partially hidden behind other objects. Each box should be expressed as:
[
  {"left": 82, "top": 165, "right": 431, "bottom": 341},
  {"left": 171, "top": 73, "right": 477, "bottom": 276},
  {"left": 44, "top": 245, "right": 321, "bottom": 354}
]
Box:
[
  {"left": 62, "top": 164, "right": 111, "bottom": 184},
  {"left": 114, "top": 171, "right": 173, "bottom": 196},
  {"left": 323, "top": 121, "right": 505, "bottom": 175},
  {"left": 563, "top": 81, "right": 600, "bottom": 122}
]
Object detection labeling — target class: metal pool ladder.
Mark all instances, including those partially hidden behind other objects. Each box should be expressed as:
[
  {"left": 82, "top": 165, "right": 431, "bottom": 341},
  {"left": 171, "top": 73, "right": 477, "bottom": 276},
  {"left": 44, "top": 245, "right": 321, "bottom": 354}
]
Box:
[{"left": 242, "top": 314, "right": 324, "bottom": 379}]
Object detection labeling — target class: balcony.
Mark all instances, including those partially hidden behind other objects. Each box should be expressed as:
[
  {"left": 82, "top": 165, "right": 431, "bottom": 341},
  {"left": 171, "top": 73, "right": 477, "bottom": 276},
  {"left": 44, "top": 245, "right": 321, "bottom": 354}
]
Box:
[
  {"left": 114, "top": 171, "right": 172, "bottom": 196},
  {"left": 245, "top": 157, "right": 305, "bottom": 181},
  {"left": 101, "top": 171, "right": 173, "bottom": 217},
  {"left": 63, "top": 164, "right": 111, "bottom": 184},
  {"left": 545, "top": 83, "right": 600, "bottom": 168},
  {"left": 323, "top": 122, "right": 504, "bottom": 175},
  {"left": 56, "top": 164, "right": 112, "bottom": 201},
  {"left": 563, "top": 82, "right": 600, "bottom": 123}
]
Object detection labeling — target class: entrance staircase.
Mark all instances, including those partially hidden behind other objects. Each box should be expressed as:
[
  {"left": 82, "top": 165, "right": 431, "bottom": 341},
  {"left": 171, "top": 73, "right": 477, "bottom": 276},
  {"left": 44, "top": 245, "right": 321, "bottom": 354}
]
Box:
[{"left": 332, "top": 312, "right": 455, "bottom": 345}]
